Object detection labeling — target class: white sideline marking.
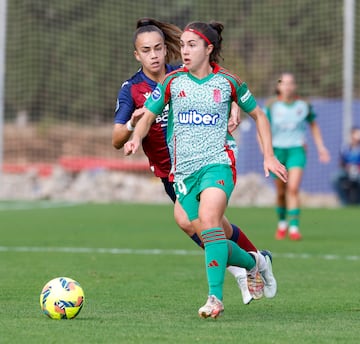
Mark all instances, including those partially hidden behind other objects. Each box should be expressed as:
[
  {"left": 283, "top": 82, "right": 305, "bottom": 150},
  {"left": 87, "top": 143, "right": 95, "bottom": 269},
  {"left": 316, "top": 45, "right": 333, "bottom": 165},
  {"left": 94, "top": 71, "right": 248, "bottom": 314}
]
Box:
[{"left": 0, "top": 246, "right": 358, "bottom": 261}]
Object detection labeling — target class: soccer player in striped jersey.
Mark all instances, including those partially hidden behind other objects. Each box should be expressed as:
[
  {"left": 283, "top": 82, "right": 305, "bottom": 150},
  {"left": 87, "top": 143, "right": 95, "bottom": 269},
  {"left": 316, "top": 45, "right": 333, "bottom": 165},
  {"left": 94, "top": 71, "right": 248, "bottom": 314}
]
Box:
[
  {"left": 124, "top": 21, "right": 287, "bottom": 318},
  {"left": 264, "top": 73, "right": 330, "bottom": 240}
]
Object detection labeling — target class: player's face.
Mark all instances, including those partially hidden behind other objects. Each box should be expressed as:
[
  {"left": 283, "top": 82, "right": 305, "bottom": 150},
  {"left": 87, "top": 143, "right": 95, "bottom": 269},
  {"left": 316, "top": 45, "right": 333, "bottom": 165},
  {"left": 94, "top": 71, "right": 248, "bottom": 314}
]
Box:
[
  {"left": 351, "top": 129, "right": 360, "bottom": 145},
  {"left": 134, "top": 32, "right": 167, "bottom": 75},
  {"left": 278, "top": 74, "right": 297, "bottom": 99},
  {"left": 180, "top": 31, "right": 212, "bottom": 73}
]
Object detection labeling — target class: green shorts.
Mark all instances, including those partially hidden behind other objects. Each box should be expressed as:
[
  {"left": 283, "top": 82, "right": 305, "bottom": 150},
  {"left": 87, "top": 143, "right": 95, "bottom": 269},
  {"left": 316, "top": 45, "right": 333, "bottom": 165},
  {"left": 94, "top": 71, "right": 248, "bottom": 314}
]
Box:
[
  {"left": 274, "top": 146, "right": 306, "bottom": 171},
  {"left": 174, "top": 164, "right": 236, "bottom": 221}
]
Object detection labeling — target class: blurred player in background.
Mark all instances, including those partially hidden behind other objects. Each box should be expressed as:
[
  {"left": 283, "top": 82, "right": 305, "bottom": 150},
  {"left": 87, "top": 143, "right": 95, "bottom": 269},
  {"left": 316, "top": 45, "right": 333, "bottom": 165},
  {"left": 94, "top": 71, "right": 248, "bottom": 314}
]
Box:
[
  {"left": 264, "top": 73, "right": 330, "bottom": 240},
  {"left": 124, "top": 20, "right": 287, "bottom": 318},
  {"left": 112, "top": 18, "right": 277, "bottom": 305},
  {"left": 332, "top": 126, "right": 360, "bottom": 205}
]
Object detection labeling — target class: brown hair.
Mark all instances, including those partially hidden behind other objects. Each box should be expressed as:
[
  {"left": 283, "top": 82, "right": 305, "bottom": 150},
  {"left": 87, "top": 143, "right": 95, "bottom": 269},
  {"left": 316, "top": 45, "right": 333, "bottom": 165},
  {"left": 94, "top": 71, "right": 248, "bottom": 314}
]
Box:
[
  {"left": 184, "top": 21, "right": 224, "bottom": 63},
  {"left": 133, "top": 18, "right": 182, "bottom": 63}
]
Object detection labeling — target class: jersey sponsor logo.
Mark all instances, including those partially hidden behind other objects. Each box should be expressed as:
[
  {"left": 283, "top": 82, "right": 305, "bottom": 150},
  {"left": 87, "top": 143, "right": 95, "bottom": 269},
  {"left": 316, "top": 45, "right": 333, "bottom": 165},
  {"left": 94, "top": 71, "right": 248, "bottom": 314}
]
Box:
[
  {"left": 240, "top": 89, "right": 252, "bottom": 103},
  {"left": 178, "top": 110, "right": 220, "bottom": 125},
  {"left": 152, "top": 86, "right": 161, "bottom": 101},
  {"left": 155, "top": 104, "right": 169, "bottom": 127},
  {"left": 213, "top": 89, "right": 221, "bottom": 103}
]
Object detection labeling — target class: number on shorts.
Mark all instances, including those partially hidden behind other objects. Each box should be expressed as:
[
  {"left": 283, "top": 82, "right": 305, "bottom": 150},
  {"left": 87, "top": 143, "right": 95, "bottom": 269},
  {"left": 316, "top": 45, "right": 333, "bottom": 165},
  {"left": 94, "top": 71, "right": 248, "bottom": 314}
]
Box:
[{"left": 176, "top": 181, "right": 187, "bottom": 195}]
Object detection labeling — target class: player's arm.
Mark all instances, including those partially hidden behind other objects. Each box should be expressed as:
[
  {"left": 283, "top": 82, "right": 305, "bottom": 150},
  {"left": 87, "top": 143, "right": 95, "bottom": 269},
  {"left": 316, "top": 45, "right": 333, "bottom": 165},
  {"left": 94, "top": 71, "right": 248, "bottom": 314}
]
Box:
[
  {"left": 228, "top": 102, "right": 241, "bottom": 133},
  {"left": 124, "top": 108, "right": 156, "bottom": 156},
  {"left": 112, "top": 80, "right": 147, "bottom": 150},
  {"left": 248, "top": 105, "right": 288, "bottom": 182},
  {"left": 309, "top": 121, "right": 331, "bottom": 163},
  {"left": 112, "top": 107, "right": 146, "bottom": 149}
]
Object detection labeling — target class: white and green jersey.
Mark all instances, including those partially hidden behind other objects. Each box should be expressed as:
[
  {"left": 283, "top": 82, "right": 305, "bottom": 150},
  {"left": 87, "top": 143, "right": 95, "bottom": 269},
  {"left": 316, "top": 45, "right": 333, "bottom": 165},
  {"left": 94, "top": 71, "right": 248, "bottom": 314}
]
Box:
[
  {"left": 145, "top": 63, "right": 257, "bottom": 182},
  {"left": 264, "top": 97, "right": 316, "bottom": 149}
]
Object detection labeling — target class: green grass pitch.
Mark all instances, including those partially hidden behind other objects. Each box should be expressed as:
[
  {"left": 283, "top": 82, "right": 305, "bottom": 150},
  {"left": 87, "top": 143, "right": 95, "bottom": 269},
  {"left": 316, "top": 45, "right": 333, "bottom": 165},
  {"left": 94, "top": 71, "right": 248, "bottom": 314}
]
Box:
[{"left": 0, "top": 201, "right": 359, "bottom": 343}]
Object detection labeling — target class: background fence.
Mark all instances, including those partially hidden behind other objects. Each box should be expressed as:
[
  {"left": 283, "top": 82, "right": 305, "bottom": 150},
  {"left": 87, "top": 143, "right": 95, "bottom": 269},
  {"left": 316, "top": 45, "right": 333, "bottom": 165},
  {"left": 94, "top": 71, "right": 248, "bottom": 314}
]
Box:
[{"left": 1, "top": 0, "right": 360, "bottom": 200}]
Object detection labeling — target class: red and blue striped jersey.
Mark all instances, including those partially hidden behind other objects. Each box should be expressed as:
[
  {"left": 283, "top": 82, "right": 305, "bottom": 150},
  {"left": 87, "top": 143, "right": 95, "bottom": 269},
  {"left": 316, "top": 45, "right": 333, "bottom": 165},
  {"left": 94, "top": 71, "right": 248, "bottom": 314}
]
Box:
[{"left": 114, "top": 65, "right": 179, "bottom": 178}]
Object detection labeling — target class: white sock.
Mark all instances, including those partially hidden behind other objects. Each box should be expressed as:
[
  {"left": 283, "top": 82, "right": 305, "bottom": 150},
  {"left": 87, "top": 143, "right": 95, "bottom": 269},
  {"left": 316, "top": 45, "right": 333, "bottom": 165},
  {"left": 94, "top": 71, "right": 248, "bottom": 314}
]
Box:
[
  {"left": 289, "top": 225, "right": 299, "bottom": 233},
  {"left": 278, "top": 220, "right": 288, "bottom": 230}
]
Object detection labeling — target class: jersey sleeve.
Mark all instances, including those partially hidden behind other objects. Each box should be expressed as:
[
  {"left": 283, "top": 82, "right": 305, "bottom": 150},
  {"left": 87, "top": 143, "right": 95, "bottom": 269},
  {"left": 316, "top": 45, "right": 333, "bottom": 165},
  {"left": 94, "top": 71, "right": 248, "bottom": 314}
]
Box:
[
  {"left": 114, "top": 81, "right": 135, "bottom": 124},
  {"left": 235, "top": 82, "right": 257, "bottom": 113},
  {"left": 306, "top": 103, "right": 316, "bottom": 123},
  {"left": 144, "top": 83, "right": 167, "bottom": 115}
]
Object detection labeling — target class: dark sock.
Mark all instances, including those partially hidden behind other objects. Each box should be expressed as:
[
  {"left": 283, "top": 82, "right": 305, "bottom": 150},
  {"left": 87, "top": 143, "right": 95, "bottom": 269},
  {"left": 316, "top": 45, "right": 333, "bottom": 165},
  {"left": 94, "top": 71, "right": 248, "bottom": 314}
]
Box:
[
  {"left": 191, "top": 233, "right": 204, "bottom": 248},
  {"left": 230, "top": 224, "right": 257, "bottom": 252}
]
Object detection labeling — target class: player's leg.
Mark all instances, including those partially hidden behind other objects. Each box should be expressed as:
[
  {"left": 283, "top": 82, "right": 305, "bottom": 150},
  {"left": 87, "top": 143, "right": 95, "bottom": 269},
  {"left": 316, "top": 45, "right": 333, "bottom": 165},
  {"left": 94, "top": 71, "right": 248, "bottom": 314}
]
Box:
[
  {"left": 169, "top": 176, "right": 264, "bottom": 303},
  {"left": 285, "top": 147, "right": 306, "bottom": 240},
  {"left": 195, "top": 187, "right": 256, "bottom": 318},
  {"left": 194, "top": 166, "right": 261, "bottom": 317},
  {"left": 222, "top": 217, "right": 265, "bottom": 301},
  {"left": 273, "top": 148, "right": 288, "bottom": 239},
  {"left": 165, "top": 176, "right": 263, "bottom": 252},
  {"left": 161, "top": 177, "right": 203, "bottom": 247},
  {"left": 286, "top": 167, "right": 304, "bottom": 240},
  {"left": 274, "top": 178, "right": 288, "bottom": 239}
]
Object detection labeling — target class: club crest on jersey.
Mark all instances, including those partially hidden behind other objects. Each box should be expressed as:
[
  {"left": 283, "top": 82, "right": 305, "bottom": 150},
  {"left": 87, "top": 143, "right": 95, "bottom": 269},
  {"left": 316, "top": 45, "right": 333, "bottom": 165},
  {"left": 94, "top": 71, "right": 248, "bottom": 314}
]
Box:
[
  {"left": 152, "top": 86, "right": 162, "bottom": 101},
  {"left": 213, "top": 89, "right": 221, "bottom": 103},
  {"left": 178, "top": 110, "right": 220, "bottom": 125}
]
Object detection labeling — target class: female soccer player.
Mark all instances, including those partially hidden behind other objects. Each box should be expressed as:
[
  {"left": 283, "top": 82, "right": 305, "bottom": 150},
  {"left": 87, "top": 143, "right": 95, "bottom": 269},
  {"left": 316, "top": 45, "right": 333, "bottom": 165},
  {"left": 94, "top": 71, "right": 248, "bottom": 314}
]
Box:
[
  {"left": 112, "top": 18, "right": 276, "bottom": 305},
  {"left": 124, "top": 21, "right": 287, "bottom": 318},
  {"left": 264, "top": 73, "right": 330, "bottom": 240}
]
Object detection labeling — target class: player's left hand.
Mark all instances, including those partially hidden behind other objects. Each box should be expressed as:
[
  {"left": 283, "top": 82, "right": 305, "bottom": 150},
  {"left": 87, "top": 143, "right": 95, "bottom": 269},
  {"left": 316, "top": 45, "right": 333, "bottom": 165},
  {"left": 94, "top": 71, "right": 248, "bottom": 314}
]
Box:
[{"left": 264, "top": 155, "right": 288, "bottom": 183}]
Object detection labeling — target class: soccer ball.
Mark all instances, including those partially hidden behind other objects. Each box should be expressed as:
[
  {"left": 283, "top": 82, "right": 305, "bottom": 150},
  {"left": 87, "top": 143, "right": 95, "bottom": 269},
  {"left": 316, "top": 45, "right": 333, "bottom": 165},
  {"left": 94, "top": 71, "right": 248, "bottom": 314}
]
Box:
[{"left": 40, "top": 277, "right": 85, "bottom": 320}]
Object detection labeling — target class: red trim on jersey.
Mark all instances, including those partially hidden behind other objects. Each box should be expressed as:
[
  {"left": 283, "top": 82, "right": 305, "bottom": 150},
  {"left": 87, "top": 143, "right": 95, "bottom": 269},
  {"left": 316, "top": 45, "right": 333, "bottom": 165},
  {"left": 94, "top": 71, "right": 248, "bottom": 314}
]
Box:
[
  {"left": 217, "top": 66, "right": 243, "bottom": 85},
  {"left": 213, "top": 64, "right": 244, "bottom": 103},
  {"left": 169, "top": 135, "right": 176, "bottom": 182},
  {"left": 225, "top": 144, "right": 237, "bottom": 185}
]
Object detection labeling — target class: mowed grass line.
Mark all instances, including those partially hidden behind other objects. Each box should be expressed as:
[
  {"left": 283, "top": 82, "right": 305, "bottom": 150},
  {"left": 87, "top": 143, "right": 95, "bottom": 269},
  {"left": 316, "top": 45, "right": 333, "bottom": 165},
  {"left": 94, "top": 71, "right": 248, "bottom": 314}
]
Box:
[{"left": 0, "top": 202, "right": 359, "bottom": 343}]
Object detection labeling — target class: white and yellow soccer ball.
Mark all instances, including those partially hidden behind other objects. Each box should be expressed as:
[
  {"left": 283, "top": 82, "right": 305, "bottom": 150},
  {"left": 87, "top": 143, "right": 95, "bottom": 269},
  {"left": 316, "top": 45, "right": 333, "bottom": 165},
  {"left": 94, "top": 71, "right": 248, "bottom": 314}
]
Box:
[{"left": 40, "top": 277, "right": 85, "bottom": 320}]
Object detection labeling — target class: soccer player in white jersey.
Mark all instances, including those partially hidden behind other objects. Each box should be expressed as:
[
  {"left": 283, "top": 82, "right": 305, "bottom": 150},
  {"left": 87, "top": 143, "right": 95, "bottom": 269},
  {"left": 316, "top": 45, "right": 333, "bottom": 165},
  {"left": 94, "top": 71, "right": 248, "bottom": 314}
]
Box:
[
  {"left": 264, "top": 73, "right": 330, "bottom": 241},
  {"left": 124, "top": 21, "right": 287, "bottom": 319}
]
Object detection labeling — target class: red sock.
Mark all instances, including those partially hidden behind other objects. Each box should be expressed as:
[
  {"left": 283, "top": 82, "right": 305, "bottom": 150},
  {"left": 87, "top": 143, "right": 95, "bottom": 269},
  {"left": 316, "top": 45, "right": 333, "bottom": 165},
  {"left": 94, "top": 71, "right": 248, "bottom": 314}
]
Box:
[{"left": 230, "top": 224, "right": 257, "bottom": 252}]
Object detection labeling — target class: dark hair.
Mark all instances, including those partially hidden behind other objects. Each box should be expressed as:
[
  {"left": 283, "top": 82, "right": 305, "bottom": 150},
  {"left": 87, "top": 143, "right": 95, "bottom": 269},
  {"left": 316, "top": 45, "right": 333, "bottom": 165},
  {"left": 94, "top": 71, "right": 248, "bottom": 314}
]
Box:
[
  {"left": 133, "top": 18, "right": 182, "bottom": 63},
  {"left": 184, "top": 21, "right": 224, "bottom": 63}
]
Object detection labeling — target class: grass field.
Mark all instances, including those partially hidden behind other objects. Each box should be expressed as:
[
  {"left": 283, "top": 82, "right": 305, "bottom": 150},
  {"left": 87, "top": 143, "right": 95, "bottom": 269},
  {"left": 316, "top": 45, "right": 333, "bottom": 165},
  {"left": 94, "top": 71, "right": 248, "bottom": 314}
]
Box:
[{"left": 0, "top": 201, "right": 359, "bottom": 344}]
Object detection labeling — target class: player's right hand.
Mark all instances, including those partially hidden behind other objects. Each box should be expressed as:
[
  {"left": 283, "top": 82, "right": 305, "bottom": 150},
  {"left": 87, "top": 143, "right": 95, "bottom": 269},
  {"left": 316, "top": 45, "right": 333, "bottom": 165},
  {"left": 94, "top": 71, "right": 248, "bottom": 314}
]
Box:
[{"left": 124, "top": 139, "right": 140, "bottom": 156}]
